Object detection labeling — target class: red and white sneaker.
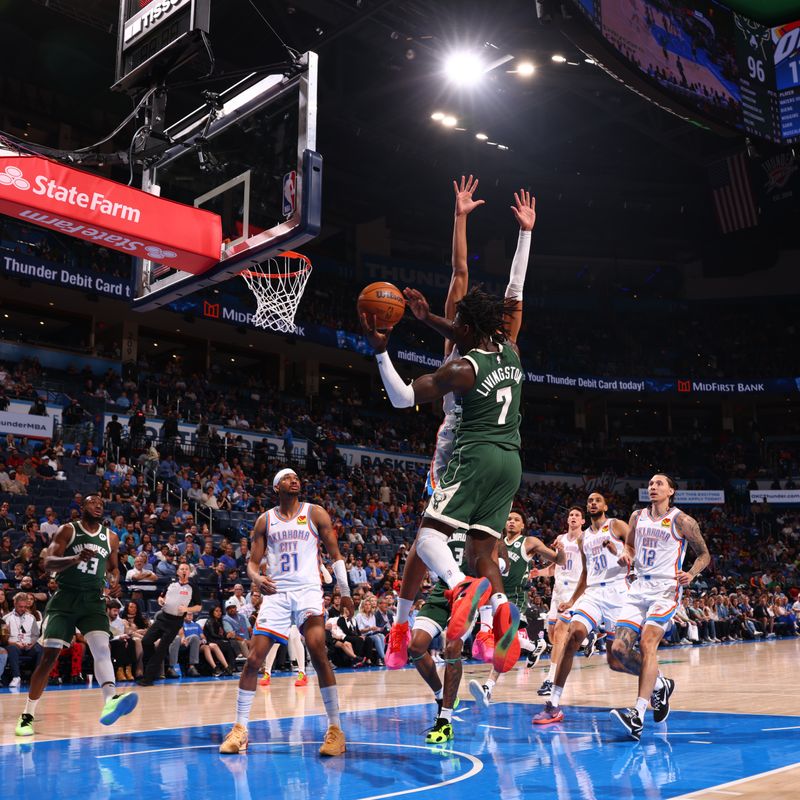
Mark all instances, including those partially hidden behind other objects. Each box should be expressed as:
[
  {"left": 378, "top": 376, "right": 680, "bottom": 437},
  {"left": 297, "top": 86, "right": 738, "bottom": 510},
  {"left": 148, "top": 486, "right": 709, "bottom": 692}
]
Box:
[
  {"left": 385, "top": 621, "right": 412, "bottom": 669},
  {"left": 445, "top": 577, "right": 491, "bottom": 641},
  {"left": 532, "top": 701, "right": 565, "bottom": 725},
  {"left": 492, "top": 601, "right": 521, "bottom": 673},
  {"left": 294, "top": 672, "right": 308, "bottom": 687},
  {"left": 471, "top": 630, "right": 495, "bottom": 663}
]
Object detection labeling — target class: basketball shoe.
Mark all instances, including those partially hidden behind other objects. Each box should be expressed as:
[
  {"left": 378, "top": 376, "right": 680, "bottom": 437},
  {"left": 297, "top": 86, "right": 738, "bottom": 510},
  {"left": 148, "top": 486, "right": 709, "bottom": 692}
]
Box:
[
  {"left": 471, "top": 630, "right": 495, "bottom": 663},
  {"left": 532, "top": 701, "right": 564, "bottom": 725},
  {"left": 15, "top": 713, "right": 34, "bottom": 737},
  {"left": 99, "top": 692, "right": 139, "bottom": 726},
  {"left": 537, "top": 679, "right": 553, "bottom": 696},
  {"left": 425, "top": 718, "right": 454, "bottom": 744},
  {"left": 294, "top": 672, "right": 308, "bottom": 687},
  {"left": 492, "top": 602, "right": 521, "bottom": 673},
  {"left": 386, "top": 621, "right": 412, "bottom": 669},
  {"left": 610, "top": 708, "right": 643, "bottom": 741},
  {"left": 219, "top": 723, "right": 248, "bottom": 754},
  {"left": 319, "top": 725, "right": 346, "bottom": 756},
  {"left": 259, "top": 672, "right": 271, "bottom": 686},
  {"left": 445, "top": 577, "right": 491, "bottom": 641},
  {"left": 468, "top": 679, "right": 491, "bottom": 709},
  {"left": 650, "top": 677, "right": 675, "bottom": 723}
]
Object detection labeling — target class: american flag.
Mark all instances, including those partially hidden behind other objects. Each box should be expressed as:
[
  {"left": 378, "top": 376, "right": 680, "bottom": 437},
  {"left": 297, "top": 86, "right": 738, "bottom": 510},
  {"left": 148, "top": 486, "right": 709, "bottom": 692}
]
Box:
[{"left": 708, "top": 152, "right": 758, "bottom": 234}]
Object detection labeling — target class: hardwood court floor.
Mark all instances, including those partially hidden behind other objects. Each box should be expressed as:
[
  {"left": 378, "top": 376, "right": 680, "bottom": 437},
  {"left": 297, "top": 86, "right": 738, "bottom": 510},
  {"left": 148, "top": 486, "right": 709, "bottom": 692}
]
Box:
[{"left": 2, "top": 637, "right": 799, "bottom": 799}]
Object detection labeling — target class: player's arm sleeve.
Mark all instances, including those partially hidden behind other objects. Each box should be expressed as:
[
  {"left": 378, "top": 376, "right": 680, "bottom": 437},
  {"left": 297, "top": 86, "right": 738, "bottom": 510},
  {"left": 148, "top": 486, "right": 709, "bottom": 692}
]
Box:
[
  {"left": 332, "top": 559, "right": 351, "bottom": 597},
  {"left": 375, "top": 352, "right": 415, "bottom": 408},
  {"left": 505, "top": 230, "right": 531, "bottom": 300}
]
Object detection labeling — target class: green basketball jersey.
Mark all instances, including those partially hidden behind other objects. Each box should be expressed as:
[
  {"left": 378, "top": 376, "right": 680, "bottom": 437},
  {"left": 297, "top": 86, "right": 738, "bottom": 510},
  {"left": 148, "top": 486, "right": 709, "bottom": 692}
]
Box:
[
  {"left": 502, "top": 533, "right": 532, "bottom": 607},
  {"left": 455, "top": 344, "right": 523, "bottom": 450},
  {"left": 57, "top": 520, "right": 114, "bottom": 592}
]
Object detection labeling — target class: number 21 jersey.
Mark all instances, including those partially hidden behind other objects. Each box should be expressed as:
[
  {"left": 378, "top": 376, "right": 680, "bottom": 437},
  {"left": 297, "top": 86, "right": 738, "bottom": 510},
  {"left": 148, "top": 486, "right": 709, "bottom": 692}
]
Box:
[{"left": 264, "top": 502, "right": 321, "bottom": 591}]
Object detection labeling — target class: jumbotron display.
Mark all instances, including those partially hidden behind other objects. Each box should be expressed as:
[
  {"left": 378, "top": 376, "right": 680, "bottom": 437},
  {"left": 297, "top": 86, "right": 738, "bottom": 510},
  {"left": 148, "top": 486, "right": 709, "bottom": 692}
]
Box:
[{"left": 572, "top": 0, "right": 800, "bottom": 144}]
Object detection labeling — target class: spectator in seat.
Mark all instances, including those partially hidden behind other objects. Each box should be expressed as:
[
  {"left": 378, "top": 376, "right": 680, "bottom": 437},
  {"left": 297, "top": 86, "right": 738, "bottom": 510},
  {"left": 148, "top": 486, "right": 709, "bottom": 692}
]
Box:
[
  {"left": 168, "top": 611, "right": 204, "bottom": 677},
  {"left": 218, "top": 545, "right": 237, "bottom": 573},
  {"left": 105, "top": 414, "right": 123, "bottom": 454},
  {"left": 3, "top": 592, "right": 42, "bottom": 687},
  {"left": 0, "top": 502, "right": 14, "bottom": 532},
  {"left": 127, "top": 555, "right": 159, "bottom": 585},
  {"left": 156, "top": 550, "right": 178, "bottom": 578},
  {"left": 222, "top": 599, "right": 251, "bottom": 659},
  {"left": 336, "top": 602, "right": 371, "bottom": 667},
  {"left": 203, "top": 606, "right": 236, "bottom": 674},
  {"left": 108, "top": 604, "right": 137, "bottom": 681},
  {"left": 349, "top": 558, "right": 367, "bottom": 587},
  {"left": 199, "top": 542, "right": 216, "bottom": 568},
  {"left": 3, "top": 469, "right": 27, "bottom": 495},
  {"left": 355, "top": 596, "right": 385, "bottom": 665},
  {"left": 39, "top": 509, "right": 60, "bottom": 540}
]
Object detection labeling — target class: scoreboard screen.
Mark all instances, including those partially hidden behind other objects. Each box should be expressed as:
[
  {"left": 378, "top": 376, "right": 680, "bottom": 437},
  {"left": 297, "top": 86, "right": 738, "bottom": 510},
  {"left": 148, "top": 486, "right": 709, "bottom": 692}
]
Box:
[{"left": 575, "top": 0, "right": 800, "bottom": 144}]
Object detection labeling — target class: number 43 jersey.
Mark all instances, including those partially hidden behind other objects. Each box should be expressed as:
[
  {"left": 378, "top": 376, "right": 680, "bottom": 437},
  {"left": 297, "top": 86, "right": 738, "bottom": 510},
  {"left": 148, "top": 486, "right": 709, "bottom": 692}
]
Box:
[
  {"left": 265, "top": 502, "right": 321, "bottom": 591},
  {"left": 582, "top": 521, "right": 628, "bottom": 587}
]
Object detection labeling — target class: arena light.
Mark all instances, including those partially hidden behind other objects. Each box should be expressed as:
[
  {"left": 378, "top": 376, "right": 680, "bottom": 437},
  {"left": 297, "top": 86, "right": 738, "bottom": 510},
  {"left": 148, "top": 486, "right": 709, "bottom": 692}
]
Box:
[
  {"left": 551, "top": 54, "right": 567, "bottom": 63},
  {"left": 430, "top": 111, "right": 445, "bottom": 121},
  {"left": 516, "top": 61, "right": 535, "bottom": 76},
  {"left": 476, "top": 132, "right": 489, "bottom": 140},
  {"left": 585, "top": 57, "right": 596, "bottom": 65},
  {"left": 444, "top": 50, "right": 486, "bottom": 87},
  {"left": 441, "top": 115, "right": 458, "bottom": 127}
]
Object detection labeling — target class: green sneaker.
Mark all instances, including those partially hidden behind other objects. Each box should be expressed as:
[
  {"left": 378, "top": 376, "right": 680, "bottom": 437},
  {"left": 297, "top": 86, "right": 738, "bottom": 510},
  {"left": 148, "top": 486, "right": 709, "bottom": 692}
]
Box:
[
  {"left": 99, "top": 692, "right": 139, "bottom": 726},
  {"left": 15, "top": 713, "right": 35, "bottom": 737},
  {"left": 425, "top": 718, "right": 454, "bottom": 744}
]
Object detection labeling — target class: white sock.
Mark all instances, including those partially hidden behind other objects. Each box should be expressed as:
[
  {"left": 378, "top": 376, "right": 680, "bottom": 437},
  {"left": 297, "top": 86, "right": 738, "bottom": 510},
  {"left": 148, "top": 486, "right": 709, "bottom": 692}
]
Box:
[
  {"left": 236, "top": 688, "right": 256, "bottom": 726},
  {"left": 479, "top": 605, "right": 493, "bottom": 631},
  {"left": 547, "top": 663, "right": 557, "bottom": 682},
  {"left": 490, "top": 593, "right": 508, "bottom": 614},
  {"left": 439, "top": 707, "right": 453, "bottom": 722},
  {"left": 289, "top": 627, "right": 305, "bottom": 676},
  {"left": 551, "top": 685, "right": 564, "bottom": 707},
  {"left": 416, "top": 526, "right": 465, "bottom": 589},
  {"left": 24, "top": 697, "right": 39, "bottom": 717},
  {"left": 485, "top": 678, "right": 496, "bottom": 692},
  {"left": 320, "top": 685, "right": 341, "bottom": 728},
  {"left": 85, "top": 630, "right": 116, "bottom": 701},
  {"left": 396, "top": 598, "right": 413, "bottom": 626},
  {"left": 434, "top": 687, "right": 443, "bottom": 700},
  {"left": 635, "top": 697, "right": 648, "bottom": 717}
]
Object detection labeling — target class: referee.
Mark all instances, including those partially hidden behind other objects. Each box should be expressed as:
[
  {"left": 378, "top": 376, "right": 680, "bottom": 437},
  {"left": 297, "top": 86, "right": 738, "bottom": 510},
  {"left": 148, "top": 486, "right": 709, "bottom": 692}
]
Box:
[{"left": 137, "top": 563, "right": 201, "bottom": 686}]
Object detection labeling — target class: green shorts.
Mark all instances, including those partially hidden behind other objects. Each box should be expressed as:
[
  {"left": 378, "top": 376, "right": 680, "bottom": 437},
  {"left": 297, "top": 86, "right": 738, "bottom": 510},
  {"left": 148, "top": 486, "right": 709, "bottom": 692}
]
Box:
[
  {"left": 42, "top": 588, "right": 111, "bottom": 647},
  {"left": 425, "top": 442, "right": 522, "bottom": 537},
  {"left": 414, "top": 582, "right": 449, "bottom": 634}
]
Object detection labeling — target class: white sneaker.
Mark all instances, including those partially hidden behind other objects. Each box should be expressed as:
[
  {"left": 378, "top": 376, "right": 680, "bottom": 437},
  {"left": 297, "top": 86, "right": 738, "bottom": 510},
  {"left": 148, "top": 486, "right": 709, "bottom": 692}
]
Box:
[
  {"left": 469, "top": 679, "right": 491, "bottom": 710},
  {"left": 9, "top": 677, "right": 21, "bottom": 688}
]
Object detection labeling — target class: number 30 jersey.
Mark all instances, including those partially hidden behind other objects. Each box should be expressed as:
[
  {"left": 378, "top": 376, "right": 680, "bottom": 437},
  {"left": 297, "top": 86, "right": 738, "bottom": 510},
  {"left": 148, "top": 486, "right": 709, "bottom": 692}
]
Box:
[
  {"left": 264, "top": 502, "right": 321, "bottom": 591},
  {"left": 633, "top": 506, "right": 686, "bottom": 581},
  {"left": 582, "top": 521, "right": 627, "bottom": 587}
]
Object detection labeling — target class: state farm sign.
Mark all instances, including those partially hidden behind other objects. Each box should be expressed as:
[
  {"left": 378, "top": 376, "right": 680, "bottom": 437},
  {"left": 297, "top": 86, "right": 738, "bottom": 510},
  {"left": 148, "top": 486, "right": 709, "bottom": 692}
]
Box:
[{"left": 0, "top": 153, "right": 221, "bottom": 274}]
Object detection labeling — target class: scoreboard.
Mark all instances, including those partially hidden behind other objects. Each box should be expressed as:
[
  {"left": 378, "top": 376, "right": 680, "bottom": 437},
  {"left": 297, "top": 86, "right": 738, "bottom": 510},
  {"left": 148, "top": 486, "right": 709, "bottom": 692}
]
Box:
[{"left": 571, "top": 0, "right": 800, "bottom": 145}]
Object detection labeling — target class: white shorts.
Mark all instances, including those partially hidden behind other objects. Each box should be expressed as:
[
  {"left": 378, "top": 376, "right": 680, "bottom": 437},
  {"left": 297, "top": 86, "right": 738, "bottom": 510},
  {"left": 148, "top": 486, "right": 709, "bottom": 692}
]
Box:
[
  {"left": 548, "top": 580, "right": 577, "bottom": 624},
  {"left": 570, "top": 581, "right": 629, "bottom": 638},
  {"left": 617, "top": 577, "right": 682, "bottom": 635},
  {"left": 254, "top": 586, "right": 323, "bottom": 644}
]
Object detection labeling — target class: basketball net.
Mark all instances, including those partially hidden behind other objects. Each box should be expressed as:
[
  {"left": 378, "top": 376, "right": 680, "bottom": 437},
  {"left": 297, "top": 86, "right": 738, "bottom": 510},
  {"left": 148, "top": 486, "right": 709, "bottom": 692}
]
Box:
[{"left": 240, "top": 251, "right": 312, "bottom": 333}]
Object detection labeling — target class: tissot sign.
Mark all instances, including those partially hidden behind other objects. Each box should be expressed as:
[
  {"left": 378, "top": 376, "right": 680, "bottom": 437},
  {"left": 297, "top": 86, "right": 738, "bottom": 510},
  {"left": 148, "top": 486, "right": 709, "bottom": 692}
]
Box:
[
  {"left": 0, "top": 153, "right": 221, "bottom": 272},
  {"left": 123, "top": 0, "right": 192, "bottom": 46}
]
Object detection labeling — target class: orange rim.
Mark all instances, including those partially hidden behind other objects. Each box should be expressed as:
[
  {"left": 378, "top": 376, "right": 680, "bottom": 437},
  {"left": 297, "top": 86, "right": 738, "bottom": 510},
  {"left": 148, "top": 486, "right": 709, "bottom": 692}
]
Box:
[{"left": 241, "top": 251, "right": 311, "bottom": 280}]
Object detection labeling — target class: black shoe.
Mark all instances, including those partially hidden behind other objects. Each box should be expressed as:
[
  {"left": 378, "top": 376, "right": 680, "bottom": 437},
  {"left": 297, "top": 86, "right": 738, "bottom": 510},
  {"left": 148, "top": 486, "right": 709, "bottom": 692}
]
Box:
[
  {"left": 49, "top": 676, "right": 62, "bottom": 686},
  {"left": 650, "top": 677, "right": 675, "bottom": 724},
  {"left": 610, "top": 708, "right": 643, "bottom": 741},
  {"left": 165, "top": 668, "right": 180, "bottom": 679},
  {"left": 537, "top": 679, "right": 553, "bottom": 696},
  {"left": 135, "top": 677, "right": 155, "bottom": 687},
  {"left": 213, "top": 668, "right": 223, "bottom": 677},
  {"left": 187, "top": 666, "right": 201, "bottom": 677}
]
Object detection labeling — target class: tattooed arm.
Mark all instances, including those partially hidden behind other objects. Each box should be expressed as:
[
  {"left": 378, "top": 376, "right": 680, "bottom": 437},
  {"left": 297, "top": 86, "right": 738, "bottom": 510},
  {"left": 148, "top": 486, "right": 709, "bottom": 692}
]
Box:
[{"left": 675, "top": 511, "right": 711, "bottom": 587}]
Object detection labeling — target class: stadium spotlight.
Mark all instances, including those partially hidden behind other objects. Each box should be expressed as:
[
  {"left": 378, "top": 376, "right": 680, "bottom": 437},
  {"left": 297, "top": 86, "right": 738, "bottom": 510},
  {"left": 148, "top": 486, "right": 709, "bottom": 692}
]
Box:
[
  {"left": 441, "top": 115, "right": 458, "bottom": 127},
  {"left": 476, "top": 132, "right": 489, "bottom": 140},
  {"left": 516, "top": 61, "right": 535, "bottom": 76},
  {"left": 431, "top": 111, "right": 445, "bottom": 121},
  {"left": 444, "top": 50, "right": 486, "bottom": 86},
  {"left": 551, "top": 54, "right": 567, "bottom": 63}
]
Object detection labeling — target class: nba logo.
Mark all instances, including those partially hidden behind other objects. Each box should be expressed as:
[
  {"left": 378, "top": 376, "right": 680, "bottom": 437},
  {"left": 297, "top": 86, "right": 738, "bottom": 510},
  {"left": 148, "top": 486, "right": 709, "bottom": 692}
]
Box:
[
  {"left": 677, "top": 380, "right": 691, "bottom": 393},
  {"left": 282, "top": 171, "right": 297, "bottom": 217}
]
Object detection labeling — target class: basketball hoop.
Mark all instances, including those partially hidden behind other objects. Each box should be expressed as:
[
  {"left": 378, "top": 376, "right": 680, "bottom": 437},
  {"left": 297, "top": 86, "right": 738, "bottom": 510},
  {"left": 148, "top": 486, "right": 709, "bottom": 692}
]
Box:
[{"left": 240, "top": 251, "right": 312, "bottom": 333}]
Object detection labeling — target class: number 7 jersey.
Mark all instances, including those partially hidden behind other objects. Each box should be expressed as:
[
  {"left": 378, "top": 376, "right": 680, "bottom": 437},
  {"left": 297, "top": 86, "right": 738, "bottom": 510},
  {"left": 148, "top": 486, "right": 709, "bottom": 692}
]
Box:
[{"left": 263, "top": 502, "right": 322, "bottom": 591}]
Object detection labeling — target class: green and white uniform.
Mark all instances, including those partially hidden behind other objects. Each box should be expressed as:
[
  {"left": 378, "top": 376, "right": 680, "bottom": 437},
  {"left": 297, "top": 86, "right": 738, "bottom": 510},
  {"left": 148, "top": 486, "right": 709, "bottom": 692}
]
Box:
[
  {"left": 425, "top": 344, "right": 523, "bottom": 538},
  {"left": 42, "top": 520, "right": 114, "bottom": 648},
  {"left": 502, "top": 533, "right": 533, "bottom": 617},
  {"left": 414, "top": 529, "right": 471, "bottom": 639}
]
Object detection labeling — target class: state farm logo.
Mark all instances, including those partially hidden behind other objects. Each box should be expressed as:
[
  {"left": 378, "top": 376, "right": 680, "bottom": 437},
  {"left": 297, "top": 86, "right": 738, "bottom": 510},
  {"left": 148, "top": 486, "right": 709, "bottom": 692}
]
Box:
[
  {"left": 145, "top": 246, "right": 177, "bottom": 260},
  {"left": 0, "top": 166, "right": 30, "bottom": 190}
]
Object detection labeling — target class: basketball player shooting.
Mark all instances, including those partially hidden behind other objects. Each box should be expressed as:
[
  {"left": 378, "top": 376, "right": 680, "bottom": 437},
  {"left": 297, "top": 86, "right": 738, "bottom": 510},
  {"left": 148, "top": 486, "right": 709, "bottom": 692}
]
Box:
[
  {"left": 361, "top": 187, "right": 535, "bottom": 674},
  {"left": 219, "top": 468, "right": 354, "bottom": 757}
]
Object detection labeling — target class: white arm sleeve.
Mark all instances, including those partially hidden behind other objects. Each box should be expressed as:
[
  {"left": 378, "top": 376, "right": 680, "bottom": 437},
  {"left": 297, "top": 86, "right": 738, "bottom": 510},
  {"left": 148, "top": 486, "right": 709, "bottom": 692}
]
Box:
[
  {"left": 375, "top": 352, "right": 416, "bottom": 408},
  {"left": 505, "top": 230, "right": 532, "bottom": 300},
  {"left": 332, "top": 559, "right": 351, "bottom": 597}
]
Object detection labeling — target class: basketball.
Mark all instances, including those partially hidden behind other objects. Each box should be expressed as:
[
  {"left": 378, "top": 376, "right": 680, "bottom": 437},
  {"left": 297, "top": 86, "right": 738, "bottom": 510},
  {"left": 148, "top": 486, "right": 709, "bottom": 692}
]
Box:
[{"left": 357, "top": 282, "right": 406, "bottom": 328}]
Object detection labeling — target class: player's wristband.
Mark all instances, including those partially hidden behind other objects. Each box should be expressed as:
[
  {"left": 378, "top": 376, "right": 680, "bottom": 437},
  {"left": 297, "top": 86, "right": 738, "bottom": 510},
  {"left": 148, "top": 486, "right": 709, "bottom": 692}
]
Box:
[
  {"left": 332, "top": 559, "right": 351, "bottom": 597},
  {"left": 375, "top": 352, "right": 415, "bottom": 408}
]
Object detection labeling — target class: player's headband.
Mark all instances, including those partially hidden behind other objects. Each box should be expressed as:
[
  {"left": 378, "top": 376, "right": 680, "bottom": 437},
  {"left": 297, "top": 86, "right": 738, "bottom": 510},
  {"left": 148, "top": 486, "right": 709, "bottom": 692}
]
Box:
[{"left": 273, "top": 468, "right": 298, "bottom": 491}]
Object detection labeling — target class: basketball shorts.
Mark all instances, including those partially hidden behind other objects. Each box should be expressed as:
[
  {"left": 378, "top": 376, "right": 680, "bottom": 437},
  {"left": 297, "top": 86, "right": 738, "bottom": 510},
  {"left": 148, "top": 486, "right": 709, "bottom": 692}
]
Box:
[
  {"left": 254, "top": 586, "right": 323, "bottom": 644},
  {"left": 42, "top": 589, "right": 110, "bottom": 648},
  {"left": 547, "top": 580, "right": 577, "bottom": 625},
  {"left": 425, "top": 442, "right": 522, "bottom": 538},
  {"left": 616, "top": 577, "right": 682, "bottom": 635},
  {"left": 570, "top": 581, "right": 629, "bottom": 639},
  {"left": 426, "top": 416, "right": 458, "bottom": 496},
  {"left": 413, "top": 582, "right": 470, "bottom": 642}
]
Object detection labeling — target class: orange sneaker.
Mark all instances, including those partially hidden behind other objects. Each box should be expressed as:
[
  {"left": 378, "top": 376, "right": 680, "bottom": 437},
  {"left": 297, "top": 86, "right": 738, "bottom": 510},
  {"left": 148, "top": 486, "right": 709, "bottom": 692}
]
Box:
[
  {"left": 259, "top": 673, "right": 271, "bottom": 686},
  {"left": 386, "top": 621, "right": 412, "bottom": 669},
  {"left": 294, "top": 672, "right": 308, "bottom": 687},
  {"left": 471, "top": 629, "right": 495, "bottom": 663},
  {"left": 492, "top": 601, "right": 521, "bottom": 673},
  {"left": 445, "top": 576, "right": 491, "bottom": 641}
]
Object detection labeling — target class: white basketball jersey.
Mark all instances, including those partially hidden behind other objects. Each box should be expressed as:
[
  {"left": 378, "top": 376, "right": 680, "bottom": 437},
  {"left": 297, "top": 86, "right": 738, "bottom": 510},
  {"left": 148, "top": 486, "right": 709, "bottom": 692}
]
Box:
[
  {"left": 264, "top": 502, "right": 320, "bottom": 591},
  {"left": 634, "top": 506, "right": 686, "bottom": 581},
  {"left": 582, "top": 520, "right": 627, "bottom": 586},
  {"left": 554, "top": 533, "right": 583, "bottom": 583}
]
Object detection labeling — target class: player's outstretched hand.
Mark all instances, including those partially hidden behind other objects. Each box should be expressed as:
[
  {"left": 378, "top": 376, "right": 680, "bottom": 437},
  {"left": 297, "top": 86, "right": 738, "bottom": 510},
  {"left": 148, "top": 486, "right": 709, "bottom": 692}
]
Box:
[
  {"left": 511, "top": 189, "right": 536, "bottom": 231},
  {"left": 340, "top": 595, "right": 356, "bottom": 618},
  {"left": 359, "top": 312, "right": 393, "bottom": 353},
  {"left": 403, "top": 287, "right": 430, "bottom": 321},
  {"left": 454, "top": 174, "right": 485, "bottom": 217}
]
